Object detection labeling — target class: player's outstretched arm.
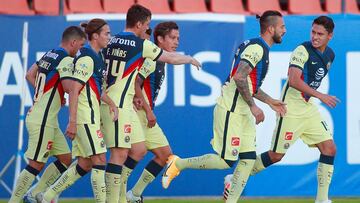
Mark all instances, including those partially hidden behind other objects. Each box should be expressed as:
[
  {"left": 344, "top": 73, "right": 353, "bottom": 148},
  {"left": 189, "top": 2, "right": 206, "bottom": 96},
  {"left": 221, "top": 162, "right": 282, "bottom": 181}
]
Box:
[
  {"left": 234, "top": 61, "right": 264, "bottom": 124},
  {"left": 288, "top": 67, "right": 339, "bottom": 108},
  {"left": 25, "top": 63, "right": 38, "bottom": 88},
  {"left": 158, "top": 50, "right": 201, "bottom": 69},
  {"left": 134, "top": 76, "right": 156, "bottom": 128},
  {"left": 101, "top": 92, "right": 119, "bottom": 121},
  {"left": 66, "top": 81, "right": 82, "bottom": 140},
  {"left": 254, "top": 89, "right": 287, "bottom": 117}
]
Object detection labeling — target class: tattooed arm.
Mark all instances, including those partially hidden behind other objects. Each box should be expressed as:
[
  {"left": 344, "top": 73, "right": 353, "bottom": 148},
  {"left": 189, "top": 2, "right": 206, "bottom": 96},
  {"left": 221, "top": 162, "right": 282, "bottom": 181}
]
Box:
[
  {"left": 233, "top": 61, "right": 255, "bottom": 107},
  {"left": 233, "top": 60, "right": 264, "bottom": 124},
  {"left": 255, "top": 88, "right": 287, "bottom": 116}
]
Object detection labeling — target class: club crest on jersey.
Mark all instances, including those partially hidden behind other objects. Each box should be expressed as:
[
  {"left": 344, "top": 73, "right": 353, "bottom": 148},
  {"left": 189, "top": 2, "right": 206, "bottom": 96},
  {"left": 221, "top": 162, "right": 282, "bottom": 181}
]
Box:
[
  {"left": 231, "top": 137, "right": 240, "bottom": 146},
  {"left": 285, "top": 132, "right": 293, "bottom": 140},
  {"left": 46, "top": 141, "right": 53, "bottom": 150},
  {"left": 96, "top": 130, "right": 104, "bottom": 138},
  {"left": 124, "top": 124, "right": 131, "bottom": 134}
]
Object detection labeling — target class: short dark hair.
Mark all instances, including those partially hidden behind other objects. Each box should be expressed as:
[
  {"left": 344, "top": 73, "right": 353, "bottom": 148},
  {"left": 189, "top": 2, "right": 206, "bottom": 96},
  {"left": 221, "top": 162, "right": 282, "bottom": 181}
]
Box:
[
  {"left": 126, "top": 4, "right": 152, "bottom": 28},
  {"left": 80, "top": 18, "right": 108, "bottom": 40},
  {"left": 154, "top": 21, "right": 179, "bottom": 45},
  {"left": 257, "top": 10, "right": 282, "bottom": 34},
  {"left": 313, "top": 16, "right": 335, "bottom": 33},
  {"left": 62, "top": 26, "right": 86, "bottom": 42}
]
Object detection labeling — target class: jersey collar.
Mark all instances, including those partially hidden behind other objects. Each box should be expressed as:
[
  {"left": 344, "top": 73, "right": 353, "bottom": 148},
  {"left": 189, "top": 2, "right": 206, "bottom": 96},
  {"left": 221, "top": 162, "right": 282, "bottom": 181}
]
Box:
[{"left": 259, "top": 37, "right": 270, "bottom": 50}]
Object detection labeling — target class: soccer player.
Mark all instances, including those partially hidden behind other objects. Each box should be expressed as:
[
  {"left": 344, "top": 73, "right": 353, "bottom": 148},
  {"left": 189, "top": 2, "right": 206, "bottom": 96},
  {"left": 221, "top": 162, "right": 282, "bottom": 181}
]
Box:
[
  {"left": 101, "top": 5, "right": 200, "bottom": 203},
  {"left": 225, "top": 16, "right": 338, "bottom": 203},
  {"left": 8, "top": 26, "right": 86, "bottom": 203},
  {"left": 39, "top": 18, "right": 116, "bottom": 203},
  {"left": 125, "top": 21, "right": 181, "bottom": 202},
  {"left": 162, "top": 10, "right": 287, "bottom": 203}
]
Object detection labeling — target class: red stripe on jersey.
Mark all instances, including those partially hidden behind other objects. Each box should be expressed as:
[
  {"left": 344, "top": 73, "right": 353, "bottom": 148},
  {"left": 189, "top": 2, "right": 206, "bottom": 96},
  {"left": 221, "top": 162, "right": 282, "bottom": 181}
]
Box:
[
  {"left": 143, "top": 76, "right": 153, "bottom": 109},
  {"left": 57, "top": 83, "right": 65, "bottom": 104},
  {"left": 44, "top": 73, "right": 59, "bottom": 94},
  {"left": 248, "top": 66, "right": 258, "bottom": 95},
  {"left": 230, "top": 64, "right": 239, "bottom": 78},
  {"left": 300, "top": 73, "right": 309, "bottom": 102},
  {"left": 89, "top": 77, "right": 100, "bottom": 102},
  {"left": 122, "top": 58, "right": 145, "bottom": 79}
]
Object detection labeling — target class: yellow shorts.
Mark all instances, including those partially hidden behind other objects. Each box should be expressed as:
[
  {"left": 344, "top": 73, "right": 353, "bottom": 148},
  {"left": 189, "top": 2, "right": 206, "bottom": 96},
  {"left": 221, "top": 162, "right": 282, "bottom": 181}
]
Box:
[
  {"left": 211, "top": 105, "right": 256, "bottom": 161},
  {"left": 25, "top": 122, "right": 70, "bottom": 163},
  {"left": 101, "top": 104, "right": 144, "bottom": 149},
  {"left": 271, "top": 110, "right": 332, "bottom": 154},
  {"left": 137, "top": 109, "right": 169, "bottom": 150},
  {"left": 72, "top": 123, "right": 107, "bottom": 158}
]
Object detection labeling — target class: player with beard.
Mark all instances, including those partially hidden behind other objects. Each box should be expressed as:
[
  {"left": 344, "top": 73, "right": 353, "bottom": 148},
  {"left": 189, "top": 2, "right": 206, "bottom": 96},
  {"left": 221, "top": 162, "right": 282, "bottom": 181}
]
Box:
[{"left": 162, "top": 10, "right": 287, "bottom": 203}]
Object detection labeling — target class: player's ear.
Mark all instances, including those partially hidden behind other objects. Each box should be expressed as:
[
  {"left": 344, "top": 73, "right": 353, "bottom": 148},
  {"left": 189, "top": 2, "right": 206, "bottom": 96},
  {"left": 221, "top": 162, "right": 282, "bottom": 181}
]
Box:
[
  {"left": 157, "top": 35, "right": 164, "bottom": 44},
  {"left": 328, "top": 32, "right": 333, "bottom": 41}
]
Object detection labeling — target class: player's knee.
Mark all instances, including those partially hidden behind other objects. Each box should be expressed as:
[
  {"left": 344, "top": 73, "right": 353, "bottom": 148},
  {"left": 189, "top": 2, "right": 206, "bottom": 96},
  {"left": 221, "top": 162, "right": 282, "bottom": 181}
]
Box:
[
  {"left": 28, "top": 160, "right": 45, "bottom": 172},
  {"left": 268, "top": 151, "right": 284, "bottom": 163},
  {"left": 57, "top": 154, "right": 72, "bottom": 167},
  {"left": 91, "top": 153, "right": 106, "bottom": 165},
  {"left": 323, "top": 143, "right": 337, "bottom": 156}
]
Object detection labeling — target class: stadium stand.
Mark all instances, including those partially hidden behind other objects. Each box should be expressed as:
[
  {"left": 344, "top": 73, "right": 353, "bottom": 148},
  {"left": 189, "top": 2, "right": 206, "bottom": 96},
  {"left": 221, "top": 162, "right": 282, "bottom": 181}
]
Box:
[
  {"left": 137, "top": 0, "right": 172, "bottom": 14},
  {"left": 247, "top": 0, "right": 284, "bottom": 14},
  {"left": 173, "top": 0, "right": 209, "bottom": 13},
  {"left": 66, "top": 0, "right": 104, "bottom": 13},
  {"left": 325, "top": 0, "right": 342, "bottom": 13},
  {"left": 345, "top": 0, "right": 360, "bottom": 13},
  {"left": 33, "top": 0, "right": 60, "bottom": 15},
  {"left": 288, "top": 0, "right": 326, "bottom": 14},
  {"left": 209, "top": 0, "right": 249, "bottom": 14},
  {"left": 0, "top": 0, "right": 35, "bottom": 15},
  {"left": 102, "top": 0, "right": 134, "bottom": 13}
]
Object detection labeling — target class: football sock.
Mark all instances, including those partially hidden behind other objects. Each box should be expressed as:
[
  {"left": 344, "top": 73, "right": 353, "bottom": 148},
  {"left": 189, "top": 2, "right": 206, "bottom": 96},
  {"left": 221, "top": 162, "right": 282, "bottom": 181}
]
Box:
[
  {"left": 105, "top": 163, "right": 122, "bottom": 203},
  {"left": 43, "top": 164, "right": 87, "bottom": 202},
  {"left": 226, "top": 159, "right": 256, "bottom": 203},
  {"left": 316, "top": 154, "right": 334, "bottom": 202},
  {"left": 132, "top": 160, "right": 163, "bottom": 196},
  {"left": 176, "top": 153, "right": 231, "bottom": 170},
  {"left": 91, "top": 165, "right": 106, "bottom": 203},
  {"left": 251, "top": 151, "right": 273, "bottom": 175},
  {"left": 30, "top": 160, "right": 67, "bottom": 196},
  {"left": 119, "top": 157, "right": 137, "bottom": 203},
  {"left": 9, "top": 165, "right": 40, "bottom": 203}
]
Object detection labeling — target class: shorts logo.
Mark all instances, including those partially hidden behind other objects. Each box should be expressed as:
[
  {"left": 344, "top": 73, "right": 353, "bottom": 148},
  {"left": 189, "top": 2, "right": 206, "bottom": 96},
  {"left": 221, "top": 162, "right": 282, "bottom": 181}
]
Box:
[
  {"left": 231, "top": 137, "right": 240, "bottom": 146},
  {"left": 125, "top": 136, "right": 130, "bottom": 143},
  {"left": 284, "top": 143, "right": 290, "bottom": 149},
  {"left": 285, "top": 132, "right": 293, "bottom": 140},
  {"left": 96, "top": 130, "right": 104, "bottom": 138},
  {"left": 100, "top": 140, "right": 105, "bottom": 148},
  {"left": 46, "top": 141, "right": 53, "bottom": 150},
  {"left": 124, "top": 124, "right": 131, "bottom": 134},
  {"left": 232, "top": 149, "right": 238, "bottom": 156}
]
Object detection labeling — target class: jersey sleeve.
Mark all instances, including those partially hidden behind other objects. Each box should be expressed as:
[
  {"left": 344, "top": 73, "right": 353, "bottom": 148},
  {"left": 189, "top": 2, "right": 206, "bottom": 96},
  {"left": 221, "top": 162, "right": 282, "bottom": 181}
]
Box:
[
  {"left": 240, "top": 44, "right": 264, "bottom": 68},
  {"left": 71, "top": 56, "right": 94, "bottom": 84},
  {"left": 57, "top": 56, "right": 74, "bottom": 79},
  {"left": 142, "top": 39, "right": 163, "bottom": 61},
  {"left": 289, "top": 45, "right": 309, "bottom": 70},
  {"left": 138, "top": 58, "right": 156, "bottom": 80}
]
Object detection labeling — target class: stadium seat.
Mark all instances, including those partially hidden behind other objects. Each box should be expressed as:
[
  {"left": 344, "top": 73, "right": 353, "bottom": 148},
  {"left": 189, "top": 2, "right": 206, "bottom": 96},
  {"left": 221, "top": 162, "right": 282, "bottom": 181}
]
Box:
[
  {"left": 325, "top": 0, "right": 342, "bottom": 13},
  {"left": 67, "top": 0, "right": 104, "bottom": 13},
  {"left": 209, "top": 0, "right": 248, "bottom": 14},
  {"left": 137, "top": 0, "right": 172, "bottom": 14},
  {"left": 0, "top": 0, "right": 34, "bottom": 15},
  {"left": 173, "top": 0, "right": 209, "bottom": 13},
  {"left": 345, "top": 0, "right": 360, "bottom": 13},
  {"left": 33, "top": 0, "right": 60, "bottom": 15},
  {"left": 103, "top": 0, "right": 134, "bottom": 13},
  {"left": 247, "top": 0, "right": 283, "bottom": 15},
  {"left": 288, "top": 0, "right": 326, "bottom": 14}
]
